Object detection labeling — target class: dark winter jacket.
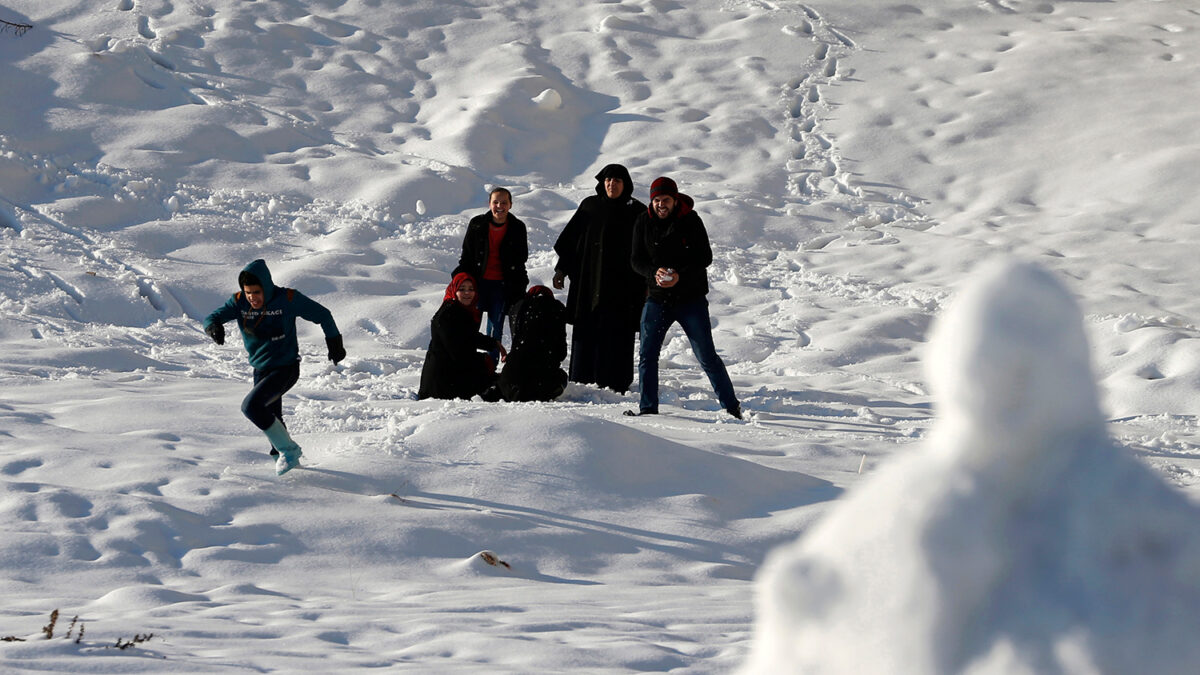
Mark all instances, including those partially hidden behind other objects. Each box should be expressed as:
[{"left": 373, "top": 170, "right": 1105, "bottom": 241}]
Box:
[
  {"left": 452, "top": 213, "right": 530, "bottom": 307},
  {"left": 203, "top": 259, "right": 340, "bottom": 370},
  {"left": 554, "top": 164, "right": 646, "bottom": 329},
  {"left": 497, "top": 287, "right": 568, "bottom": 402},
  {"left": 630, "top": 194, "right": 713, "bottom": 305},
  {"left": 418, "top": 299, "right": 497, "bottom": 400}
]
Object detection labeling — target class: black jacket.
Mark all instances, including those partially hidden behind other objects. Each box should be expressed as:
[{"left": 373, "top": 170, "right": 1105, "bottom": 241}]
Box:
[
  {"left": 453, "top": 213, "right": 530, "bottom": 306},
  {"left": 630, "top": 194, "right": 713, "bottom": 304},
  {"left": 554, "top": 165, "right": 646, "bottom": 328},
  {"left": 497, "top": 292, "right": 568, "bottom": 402},
  {"left": 418, "top": 301, "right": 496, "bottom": 400}
]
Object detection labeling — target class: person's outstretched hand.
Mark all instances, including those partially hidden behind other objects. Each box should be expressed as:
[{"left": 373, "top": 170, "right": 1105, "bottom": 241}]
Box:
[
  {"left": 327, "top": 335, "right": 346, "bottom": 364},
  {"left": 205, "top": 323, "right": 225, "bottom": 345}
]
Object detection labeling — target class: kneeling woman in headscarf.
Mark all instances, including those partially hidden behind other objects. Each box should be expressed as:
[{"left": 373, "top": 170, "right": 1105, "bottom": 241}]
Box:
[{"left": 418, "top": 273, "right": 506, "bottom": 400}]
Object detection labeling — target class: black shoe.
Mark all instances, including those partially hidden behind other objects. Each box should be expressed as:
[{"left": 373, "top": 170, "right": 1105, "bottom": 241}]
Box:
[
  {"left": 726, "top": 405, "right": 743, "bottom": 420},
  {"left": 623, "top": 408, "right": 658, "bottom": 417}
]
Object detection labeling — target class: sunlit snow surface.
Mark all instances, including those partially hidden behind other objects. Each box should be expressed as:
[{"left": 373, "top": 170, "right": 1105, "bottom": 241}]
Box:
[{"left": 1, "top": 0, "right": 1199, "bottom": 671}]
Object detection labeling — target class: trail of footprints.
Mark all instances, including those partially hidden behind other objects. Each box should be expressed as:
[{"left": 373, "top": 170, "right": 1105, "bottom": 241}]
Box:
[
  {"left": 776, "top": 4, "right": 935, "bottom": 248},
  {"left": 780, "top": 5, "right": 855, "bottom": 200}
]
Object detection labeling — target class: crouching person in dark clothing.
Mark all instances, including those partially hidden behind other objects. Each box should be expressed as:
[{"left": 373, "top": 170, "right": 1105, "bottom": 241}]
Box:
[
  {"left": 203, "top": 259, "right": 345, "bottom": 476},
  {"left": 493, "top": 286, "right": 569, "bottom": 402},
  {"left": 419, "top": 273, "right": 506, "bottom": 401}
]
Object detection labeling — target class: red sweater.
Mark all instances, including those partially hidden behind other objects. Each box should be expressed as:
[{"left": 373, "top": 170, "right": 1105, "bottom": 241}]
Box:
[{"left": 484, "top": 221, "right": 507, "bottom": 281}]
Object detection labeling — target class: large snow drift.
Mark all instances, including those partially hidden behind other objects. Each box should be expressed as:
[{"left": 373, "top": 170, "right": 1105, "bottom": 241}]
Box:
[{"left": 742, "top": 260, "right": 1200, "bottom": 674}]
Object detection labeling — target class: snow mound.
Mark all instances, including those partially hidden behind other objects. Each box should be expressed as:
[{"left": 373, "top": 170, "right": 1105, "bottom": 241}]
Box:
[
  {"left": 925, "top": 259, "right": 1102, "bottom": 462},
  {"left": 404, "top": 407, "right": 833, "bottom": 522},
  {"left": 90, "top": 585, "right": 209, "bottom": 610},
  {"left": 443, "top": 550, "right": 515, "bottom": 578},
  {"left": 741, "top": 259, "right": 1200, "bottom": 674}
]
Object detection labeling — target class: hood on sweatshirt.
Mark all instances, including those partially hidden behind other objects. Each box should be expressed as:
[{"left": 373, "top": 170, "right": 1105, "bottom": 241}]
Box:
[{"left": 239, "top": 259, "right": 278, "bottom": 303}]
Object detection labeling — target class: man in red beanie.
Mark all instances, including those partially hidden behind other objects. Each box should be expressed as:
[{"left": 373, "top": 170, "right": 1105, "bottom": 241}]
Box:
[{"left": 626, "top": 176, "right": 742, "bottom": 419}]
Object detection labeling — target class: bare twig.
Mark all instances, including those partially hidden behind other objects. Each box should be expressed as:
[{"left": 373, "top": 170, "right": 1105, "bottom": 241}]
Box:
[
  {"left": 2, "top": 610, "right": 84, "bottom": 645},
  {"left": 42, "top": 610, "right": 58, "bottom": 640},
  {"left": 113, "top": 633, "right": 154, "bottom": 650},
  {"left": 0, "top": 19, "right": 33, "bottom": 37}
]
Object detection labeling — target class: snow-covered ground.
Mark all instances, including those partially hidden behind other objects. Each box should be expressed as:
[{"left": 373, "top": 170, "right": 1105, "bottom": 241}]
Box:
[{"left": 1, "top": 0, "right": 1198, "bottom": 671}]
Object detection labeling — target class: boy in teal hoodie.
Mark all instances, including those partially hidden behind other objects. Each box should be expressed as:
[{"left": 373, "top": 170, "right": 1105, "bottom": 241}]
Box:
[{"left": 203, "top": 259, "right": 345, "bottom": 475}]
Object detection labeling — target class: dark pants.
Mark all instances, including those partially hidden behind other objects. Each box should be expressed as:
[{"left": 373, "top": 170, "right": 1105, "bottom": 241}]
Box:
[
  {"left": 477, "top": 279, "right": 507, "bottom": 358},
  {"left": 638, "top": 297, "right": 738, "bottom": 413},
  {"left": 569, "top": 311, "right": 635, "bottom": 394},
  {"left": 242, "top": 362, "right": 300, "bottom": 431}
]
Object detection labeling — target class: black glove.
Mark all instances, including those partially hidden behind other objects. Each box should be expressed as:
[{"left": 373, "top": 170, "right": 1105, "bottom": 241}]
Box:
[
  {"left": 326, "top": 335, "right": 346, "bottom": 364},
  {"left": 205, "top": 322, "right": 225, "bottom": 345}
]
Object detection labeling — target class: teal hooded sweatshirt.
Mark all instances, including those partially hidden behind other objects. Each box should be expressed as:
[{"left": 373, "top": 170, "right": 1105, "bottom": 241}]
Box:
[{"left": 203, "top": 259, "right": 340, "bottom": 370}]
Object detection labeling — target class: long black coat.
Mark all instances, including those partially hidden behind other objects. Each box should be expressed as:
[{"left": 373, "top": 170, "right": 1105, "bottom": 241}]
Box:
[
  {"left": 630, "top": 193, "right": 713, "bottom": 305},
  {"left": 554, "top": 167, "right": 646, "bottom": 329},
  {"left": 418, "top": 301, "right": 495, "bottom": 400},
  {"left": 497, "top": 293, "right": 568, "bottom": 402},
  {"left": 452, "top": 213, "right": 530, "bottom": 306}
]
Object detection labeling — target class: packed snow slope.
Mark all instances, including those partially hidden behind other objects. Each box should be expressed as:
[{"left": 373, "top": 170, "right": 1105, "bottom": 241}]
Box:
[{"left": 1, "top": 0, "right": 1199, "bottom": 672}]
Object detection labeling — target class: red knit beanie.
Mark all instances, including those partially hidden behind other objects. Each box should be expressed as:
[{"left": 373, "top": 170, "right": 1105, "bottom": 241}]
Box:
[{"left": 649, "top": 177, "right": 678, "bottom": 200}]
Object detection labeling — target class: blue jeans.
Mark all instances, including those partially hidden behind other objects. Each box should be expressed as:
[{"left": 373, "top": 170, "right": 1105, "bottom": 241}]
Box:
[
  {"left": 242, "top": 361, "right": 301, "bottom": 430},
  {"left": 477, "top": 279, "right": 507, "bottom": 358},
  {"left": 638, "top": 297, "right": 738, "bottom": 413}
]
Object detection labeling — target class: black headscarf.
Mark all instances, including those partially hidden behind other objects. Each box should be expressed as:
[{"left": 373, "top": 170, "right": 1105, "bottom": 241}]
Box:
[{"left": 594, "top": 164, "right": 635, "bottom": 200}]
